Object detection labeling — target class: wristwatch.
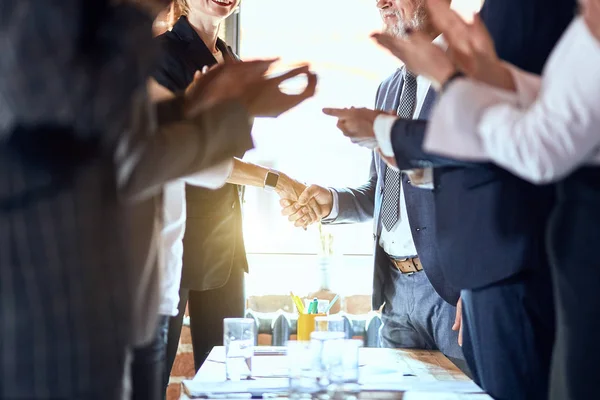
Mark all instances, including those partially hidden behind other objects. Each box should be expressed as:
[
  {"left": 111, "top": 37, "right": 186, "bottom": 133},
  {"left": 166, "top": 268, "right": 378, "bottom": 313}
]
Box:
[{"left": 263, "top": 170, "right": 280, "bottom": 191}]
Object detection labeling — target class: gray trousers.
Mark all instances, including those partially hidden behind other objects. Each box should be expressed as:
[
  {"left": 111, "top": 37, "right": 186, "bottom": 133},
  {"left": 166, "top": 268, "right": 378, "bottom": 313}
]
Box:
[{"left": 379, "top": 266, "right": 463, "bottom": 360}]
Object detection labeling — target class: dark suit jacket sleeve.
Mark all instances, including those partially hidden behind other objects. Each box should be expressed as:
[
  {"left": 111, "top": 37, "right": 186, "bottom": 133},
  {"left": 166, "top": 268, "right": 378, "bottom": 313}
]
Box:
[
  {"left": 324, "top": 153, "right": 377, "bottom": 224},
  {"left": 390, "top": 118, "right": 476, "bottom": 169},
  {"left": 116, "top": 92, "right": 254, "bottom": 202}
]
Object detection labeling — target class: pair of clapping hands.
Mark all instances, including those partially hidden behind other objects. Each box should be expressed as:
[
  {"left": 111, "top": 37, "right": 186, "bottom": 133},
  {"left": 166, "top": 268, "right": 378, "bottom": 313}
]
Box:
[
  {"left": 183, "top": 59, "right": 317, "bottom": 120},
  {"left": 322, "top": 0, "right": 600, "bottom": 149}
]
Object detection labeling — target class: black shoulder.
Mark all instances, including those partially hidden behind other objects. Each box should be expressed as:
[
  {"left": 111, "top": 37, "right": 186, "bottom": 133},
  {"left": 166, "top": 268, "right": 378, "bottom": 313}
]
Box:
[{"left": 152, "top": 32, "right": 189, "bottom": 93}]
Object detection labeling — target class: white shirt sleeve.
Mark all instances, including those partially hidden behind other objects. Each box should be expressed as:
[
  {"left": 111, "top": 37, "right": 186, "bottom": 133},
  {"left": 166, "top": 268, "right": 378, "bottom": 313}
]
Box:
[
  {"left": 477, "top": 18, "right": 600, "bottom": 184},
  {"left": 183, "top": 158, "right": 233, "bottom": 189},
  {"left": 373, "top": 114, "right": 397, "bottom": 157},
  {"left": 322, "top": 189, "right": 340, "bottom": 221},
  {"left": 425, "top": 18, "right": 600, "bottom": 184}
]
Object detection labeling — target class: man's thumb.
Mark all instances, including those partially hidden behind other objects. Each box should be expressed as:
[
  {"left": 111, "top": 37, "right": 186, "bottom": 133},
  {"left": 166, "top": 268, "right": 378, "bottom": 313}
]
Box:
[{"left": 298, "top": 185, "right": 320, "bottom": 206}]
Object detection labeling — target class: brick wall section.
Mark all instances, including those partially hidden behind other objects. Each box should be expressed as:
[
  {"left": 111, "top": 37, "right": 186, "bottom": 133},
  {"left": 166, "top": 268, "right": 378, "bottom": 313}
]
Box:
[{"left": 165, "top": 294, "right": 371, "bottom": 400}]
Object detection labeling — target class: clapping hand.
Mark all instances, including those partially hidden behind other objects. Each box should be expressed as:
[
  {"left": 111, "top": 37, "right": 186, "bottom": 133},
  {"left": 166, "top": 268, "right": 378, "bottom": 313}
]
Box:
[
  {"left": 582, "top": 0, "right": 600, "bottom": 42},
  {"left": 371, "top": 0, "right": 515, "bottom": 91},
  {"left": 183, "top": 59, "right": 278, "bottom": 118},
  {"left": 240, "top": 65, "right": 318, "bottom": 118}
]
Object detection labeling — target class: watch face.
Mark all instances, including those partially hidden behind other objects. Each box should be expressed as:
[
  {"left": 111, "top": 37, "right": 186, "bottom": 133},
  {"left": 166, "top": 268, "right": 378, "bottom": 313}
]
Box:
[{"left": 265, "top": 171, "right": 279, "bottom": 189}]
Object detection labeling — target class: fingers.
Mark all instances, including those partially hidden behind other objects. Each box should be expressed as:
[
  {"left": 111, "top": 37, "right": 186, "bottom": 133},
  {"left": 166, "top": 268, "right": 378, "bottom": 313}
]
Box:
[
  {"left": 280, "top": 200, "right": 297, "bottom": 217},
  {"left": 297, "top": 184, "right": 321, "bottom": 206},
  {"left": 323, "top": 107, "right": 351, "bottom": 118},
  {"left": 427, "top": 0, "right": 472, "bottom": 56},
  {"left": 272, "top": 65, "right": 310, "bottom": 83},
  {"left": 299, "top": 71, "right": 318, "bottom": 98},
  {"left": 452, "top": 296, "right": 462, "bottom": 331},
  {"left": 279, "top": 71, "right": 318, "bottom": 107},
  {"left": 288, "top": 206, "right": 308, "bottom": 223},
  {"left": 371, "top": 33, "right": 412, "bottom": 61},
  {"left": 306, "top": 198, "right": 322, "bottom": 222}
]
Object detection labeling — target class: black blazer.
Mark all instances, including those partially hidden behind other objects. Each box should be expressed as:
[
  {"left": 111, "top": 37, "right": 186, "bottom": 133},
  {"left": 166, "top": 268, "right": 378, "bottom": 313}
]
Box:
[
  {"left": 389, "top": 0, "right": 576, "bottom": 290},
  {"left": 153, "top": 16, "right": 248, "bottom": 291}
]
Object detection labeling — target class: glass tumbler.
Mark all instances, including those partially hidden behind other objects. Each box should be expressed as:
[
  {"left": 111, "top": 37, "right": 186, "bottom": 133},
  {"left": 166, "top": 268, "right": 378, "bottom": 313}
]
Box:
[{"left": 223, "top": 318, "right": 255, "bottom": 380}]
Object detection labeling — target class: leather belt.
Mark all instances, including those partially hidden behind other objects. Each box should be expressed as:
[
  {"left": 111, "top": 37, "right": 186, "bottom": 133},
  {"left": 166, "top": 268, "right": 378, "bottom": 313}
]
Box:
[{"left": 390, "top": 256, "right": 423, "bottom": 274}]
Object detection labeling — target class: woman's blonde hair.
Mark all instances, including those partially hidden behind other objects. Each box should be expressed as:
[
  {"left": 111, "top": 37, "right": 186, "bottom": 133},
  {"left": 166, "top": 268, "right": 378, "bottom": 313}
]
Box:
[{"left": 173, "top": 0, "right": 190, "bottom": 17}]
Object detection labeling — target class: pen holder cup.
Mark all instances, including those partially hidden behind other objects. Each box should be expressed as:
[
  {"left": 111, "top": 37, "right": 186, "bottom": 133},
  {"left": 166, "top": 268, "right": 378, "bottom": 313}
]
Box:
[{"left": 297, "top": 313, "right": 326, "bottom": 341}]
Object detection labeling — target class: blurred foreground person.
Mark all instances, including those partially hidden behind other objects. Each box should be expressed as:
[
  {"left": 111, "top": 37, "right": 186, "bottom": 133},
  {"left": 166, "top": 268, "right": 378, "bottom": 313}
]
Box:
[{"left": 0, "top": 1, "right": 315, "bottom": 398}]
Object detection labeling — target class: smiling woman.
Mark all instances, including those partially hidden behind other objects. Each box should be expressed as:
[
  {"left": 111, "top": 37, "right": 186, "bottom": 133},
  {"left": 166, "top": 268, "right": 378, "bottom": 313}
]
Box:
[{"left": 175, "top": 0, "right": 239, "bottom": 19}]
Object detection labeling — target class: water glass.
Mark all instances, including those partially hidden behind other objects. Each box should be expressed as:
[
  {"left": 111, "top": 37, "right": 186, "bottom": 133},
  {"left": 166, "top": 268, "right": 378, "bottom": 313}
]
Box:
[
  {"left": 287, "top": 340, "right": 320, "bottom": 398},
  {"left": 223, "top": 318, "right": 255, "bottom": 380},
  {"left": 314, "top": 315, "right": 345, "bottom": 333},
  {"left": 326, "top": 339, "right": 362, "bottom": 398}
]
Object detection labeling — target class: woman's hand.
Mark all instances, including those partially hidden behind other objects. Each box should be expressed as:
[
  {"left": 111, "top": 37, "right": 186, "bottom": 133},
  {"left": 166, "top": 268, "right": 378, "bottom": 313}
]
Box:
[
  {"left": 183, "top": 59, "right": 276, "bottom": 118},
  {"left": 582, "top": 0, "right": 600, "bottom": 42}
]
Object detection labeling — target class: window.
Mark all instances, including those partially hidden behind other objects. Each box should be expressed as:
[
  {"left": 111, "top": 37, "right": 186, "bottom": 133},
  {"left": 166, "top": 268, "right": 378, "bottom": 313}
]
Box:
[
  {"left": 239, "top": 0, "right": 394, "bottom": 256},
  {"left": 237, "top": 0, "right": 483, "bottom": 298}
]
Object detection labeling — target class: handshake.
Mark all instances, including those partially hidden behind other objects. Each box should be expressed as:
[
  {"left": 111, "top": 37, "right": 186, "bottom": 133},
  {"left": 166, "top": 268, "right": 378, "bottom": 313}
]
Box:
[{"left": 274, "top": 174, "right": 334, "bottom": 229}]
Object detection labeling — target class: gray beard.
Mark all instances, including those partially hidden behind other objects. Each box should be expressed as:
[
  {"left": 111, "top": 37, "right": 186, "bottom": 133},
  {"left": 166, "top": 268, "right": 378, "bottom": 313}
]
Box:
[{"left": 383, "top": 3, "right": 428, "bottom": 38}]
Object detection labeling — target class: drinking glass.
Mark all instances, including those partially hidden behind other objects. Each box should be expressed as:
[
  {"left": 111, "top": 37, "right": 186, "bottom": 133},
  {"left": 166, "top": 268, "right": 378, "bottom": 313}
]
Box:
[
  {"left": 287, "top": 340, "right": 320, "bottom": 398},
  {"left": 314, "top": 315, "right": 345, "bottom": 333},
  {"left": 223, "top": 318, "right": 255, "bottom": 380},
  {"left": 326, "top": 339, "right": 362, "bottom": 398}
]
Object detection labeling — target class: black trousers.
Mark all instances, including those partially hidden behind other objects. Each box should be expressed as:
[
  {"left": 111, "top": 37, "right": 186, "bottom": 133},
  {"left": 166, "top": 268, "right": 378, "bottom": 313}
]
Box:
[
  {"left": 131, "top": 315, "right": 170, "bottom": 400},
  {"left": 548, "top": 169, "right": 600, "bottom": 400},
  {"left": 460, "top": 269, "right": 555, "bottom": 400},
  {"left": 165, "top": 265, "right": 246, "bottom": 376}
]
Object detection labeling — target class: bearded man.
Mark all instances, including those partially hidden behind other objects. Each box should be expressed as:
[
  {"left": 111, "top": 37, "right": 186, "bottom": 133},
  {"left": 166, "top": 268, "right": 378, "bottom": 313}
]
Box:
[{"left": 283, "top": 0, "right": 465, "bottom": 367}]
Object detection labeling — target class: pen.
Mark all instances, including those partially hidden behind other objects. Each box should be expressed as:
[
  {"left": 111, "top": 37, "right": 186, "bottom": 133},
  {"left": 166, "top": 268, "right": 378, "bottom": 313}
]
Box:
[
  {"left": 290, "top": 291, "right": 305, "bottom": 314},
  {"left": 308, "top": 297, "right": 318, "bottom": 314},
  {"left": 324, "top": 294, "right": 340, "bottom": 313}
]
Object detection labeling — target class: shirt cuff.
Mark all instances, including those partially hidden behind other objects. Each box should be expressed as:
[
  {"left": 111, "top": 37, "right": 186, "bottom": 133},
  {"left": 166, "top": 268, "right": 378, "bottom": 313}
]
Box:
[
  {"left": 322, "top": 188, "right": 339, "bottom": 221},
  {"left": 373, "top": 114, "right": 397, "bottom": 157},
  {"left": 405, "top": 168, "right": 434, "bottom": 189},
  {"left": 183, "top": 158, "right": 233, "bottom": 189}
]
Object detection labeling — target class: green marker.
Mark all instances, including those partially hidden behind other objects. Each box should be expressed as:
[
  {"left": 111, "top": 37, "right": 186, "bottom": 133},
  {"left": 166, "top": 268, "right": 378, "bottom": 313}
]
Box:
[{"left": 308, "top": 297, "right": 318, "bottom": 314}]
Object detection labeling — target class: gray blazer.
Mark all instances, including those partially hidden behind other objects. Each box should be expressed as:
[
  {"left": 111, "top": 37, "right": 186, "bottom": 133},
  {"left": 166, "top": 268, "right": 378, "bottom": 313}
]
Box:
[{"left": 324, "top": 69, "right": 460, "bottom": 307}]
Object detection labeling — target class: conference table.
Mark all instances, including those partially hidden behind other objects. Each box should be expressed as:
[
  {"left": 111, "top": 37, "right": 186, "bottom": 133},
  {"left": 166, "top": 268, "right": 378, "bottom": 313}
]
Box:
[{"left": 180, "top": 346, "right": 492, "bottom": 399}]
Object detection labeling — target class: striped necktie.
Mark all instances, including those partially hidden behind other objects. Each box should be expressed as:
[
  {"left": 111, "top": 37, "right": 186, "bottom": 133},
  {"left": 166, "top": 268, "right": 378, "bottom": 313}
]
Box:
[{"left": 380, "top": 70, "right": 417, "bottom": 231}]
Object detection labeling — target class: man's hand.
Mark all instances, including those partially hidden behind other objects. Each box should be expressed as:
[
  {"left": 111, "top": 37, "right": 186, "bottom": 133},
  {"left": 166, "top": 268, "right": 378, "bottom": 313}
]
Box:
[
  {"left": 452, "top": 296, "right": 463, "bottom": 347},
  {"left": 322, "top": 107, "right": 386, "bottom": 147},
  {"left": 183, "top": 59, "right": 278, "bottom": 118},
  {"left": 371, "top": 30, "right": 455, "bottom": 90},
  {"left": 582, "top": 0, "right": 600, "bottom": 42},
  {"left": 274, "top": 174, "right": 321, "bottom": 228},
  {"left": 281, "top": 184, "right": 333, "bottom": 228},
  {"left": 241, "top": 66, "right": 318, "bottom": 118}
]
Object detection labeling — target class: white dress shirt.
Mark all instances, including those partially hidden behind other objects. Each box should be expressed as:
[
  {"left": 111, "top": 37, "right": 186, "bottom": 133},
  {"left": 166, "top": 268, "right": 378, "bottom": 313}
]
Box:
[
  {"left": 329, "top": 67, "right": 435, "bottom": 257},
  {"left": 373, "top": 35, "right": 446, "bottom": 189},
  {"left": 424, "top": 18, "right": 600, "bottom": 184}
]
